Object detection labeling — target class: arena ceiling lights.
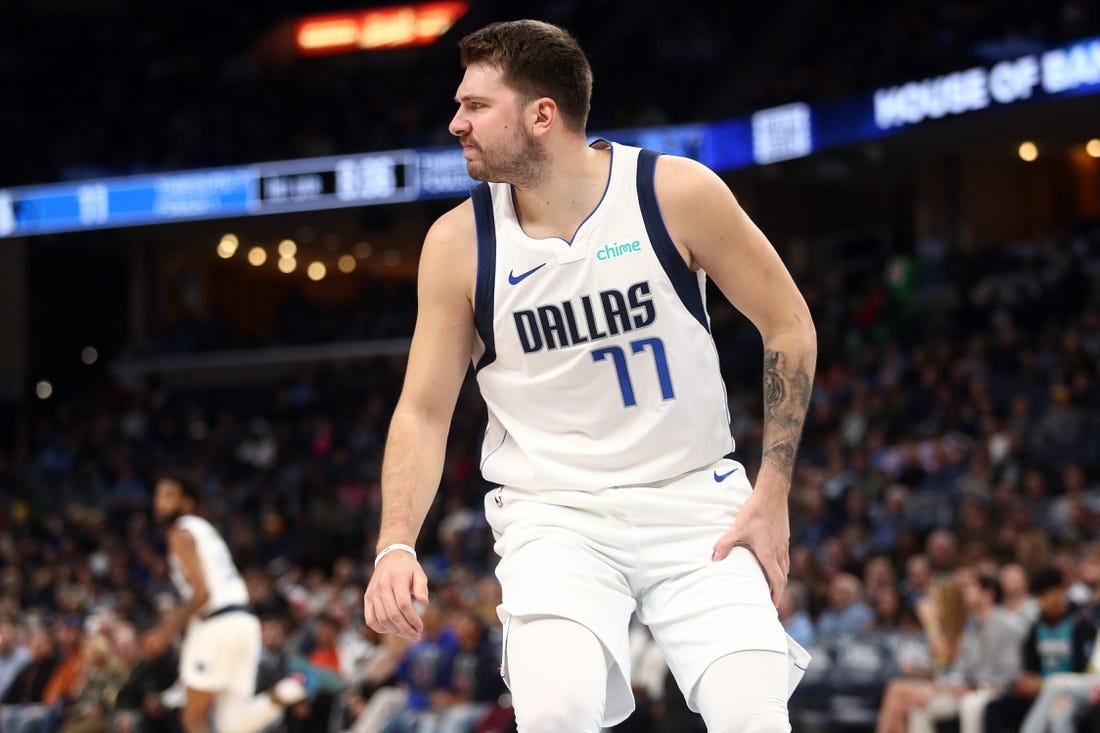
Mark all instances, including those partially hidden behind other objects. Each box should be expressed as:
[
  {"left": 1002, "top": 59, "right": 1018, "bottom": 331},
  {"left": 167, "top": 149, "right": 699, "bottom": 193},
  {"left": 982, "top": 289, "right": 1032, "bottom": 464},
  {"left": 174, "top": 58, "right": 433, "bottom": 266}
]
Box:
[{"left": 295, "top": 1, "right": 469, "bottom": 55}]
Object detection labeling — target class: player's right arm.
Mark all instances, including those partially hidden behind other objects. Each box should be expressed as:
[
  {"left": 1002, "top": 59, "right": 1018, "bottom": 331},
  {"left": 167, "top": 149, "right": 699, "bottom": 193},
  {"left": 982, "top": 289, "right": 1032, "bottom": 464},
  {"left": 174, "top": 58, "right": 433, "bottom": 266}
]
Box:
[
  {"left": 144, "top": 526, "right": 209, "bottom": 656},
  {"left": 363, "top": 201, "right": 477, "bottom": 642}
]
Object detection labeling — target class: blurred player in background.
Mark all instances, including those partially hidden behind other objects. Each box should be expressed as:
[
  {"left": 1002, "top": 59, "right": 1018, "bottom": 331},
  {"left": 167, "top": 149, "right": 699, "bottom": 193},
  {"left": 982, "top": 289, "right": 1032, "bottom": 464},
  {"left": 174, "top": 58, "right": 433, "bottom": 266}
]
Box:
[
  {"left": 364, "top": 18, "right": 816, "bottom": 732},
  {"left": 147, "top": 475, "right": 312, "bottom": 733}
]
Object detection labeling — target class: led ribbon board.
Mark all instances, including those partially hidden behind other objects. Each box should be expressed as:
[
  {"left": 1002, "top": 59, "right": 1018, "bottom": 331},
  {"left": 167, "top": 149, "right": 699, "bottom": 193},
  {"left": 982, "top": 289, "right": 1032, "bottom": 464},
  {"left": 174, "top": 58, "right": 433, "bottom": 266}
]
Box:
[{"left": 2, "top": 35, "right": 1097, "bottom": 239}]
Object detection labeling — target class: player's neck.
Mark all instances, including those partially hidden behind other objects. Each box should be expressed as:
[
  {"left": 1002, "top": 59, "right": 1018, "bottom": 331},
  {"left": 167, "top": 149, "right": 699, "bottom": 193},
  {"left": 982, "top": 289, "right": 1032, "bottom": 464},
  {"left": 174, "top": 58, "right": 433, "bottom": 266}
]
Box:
[{"left": 511, "top": 141, "right": 610, "bottom": 242}]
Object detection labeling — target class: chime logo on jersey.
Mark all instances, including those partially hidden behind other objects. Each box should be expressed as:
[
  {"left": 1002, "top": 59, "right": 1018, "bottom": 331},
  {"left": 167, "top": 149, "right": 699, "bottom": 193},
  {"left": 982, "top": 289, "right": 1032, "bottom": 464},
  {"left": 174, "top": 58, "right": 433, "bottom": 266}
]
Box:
[
  {"left": 512, "top": 280, "right": 656, "bottom": 353},
  {"left": 596, "top": 239, "right": 643, "bottom": 261}
]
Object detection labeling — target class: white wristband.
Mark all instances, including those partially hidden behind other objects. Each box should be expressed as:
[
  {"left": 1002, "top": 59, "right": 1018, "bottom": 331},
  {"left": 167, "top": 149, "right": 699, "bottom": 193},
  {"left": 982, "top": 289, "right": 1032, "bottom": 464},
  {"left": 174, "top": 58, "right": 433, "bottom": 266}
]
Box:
[{"left": 374, "top": 543, "right": 416, "bottom": 567}]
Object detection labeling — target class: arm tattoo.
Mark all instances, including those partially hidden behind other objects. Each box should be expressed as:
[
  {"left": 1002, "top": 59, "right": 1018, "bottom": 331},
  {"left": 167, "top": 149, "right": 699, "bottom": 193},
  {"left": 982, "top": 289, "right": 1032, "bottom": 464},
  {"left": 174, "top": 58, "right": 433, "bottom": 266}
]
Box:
[{"left": 762, "top": 349, "right": 813, "bottom": 482}]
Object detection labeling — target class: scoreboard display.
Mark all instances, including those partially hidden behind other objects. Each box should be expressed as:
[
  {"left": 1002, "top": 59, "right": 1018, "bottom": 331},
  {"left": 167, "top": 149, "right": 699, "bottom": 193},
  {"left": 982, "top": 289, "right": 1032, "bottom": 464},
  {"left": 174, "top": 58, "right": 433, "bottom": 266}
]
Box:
[
  {"left": 0, "top": 128, "right": 702, "bottom": 238},
  {"left": 0, "top": 151, "right": 433, "bottom": 238}
]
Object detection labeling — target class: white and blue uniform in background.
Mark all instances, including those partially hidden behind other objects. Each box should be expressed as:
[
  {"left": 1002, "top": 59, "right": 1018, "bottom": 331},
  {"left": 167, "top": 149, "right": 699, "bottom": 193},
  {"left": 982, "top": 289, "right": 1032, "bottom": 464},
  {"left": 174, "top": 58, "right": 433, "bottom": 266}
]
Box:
[
  {"left": 170, "top": 514, "right": 261, "bottom": 697},
  {"left": 471, "top": 141, "right": 809, "bottom": 725}
]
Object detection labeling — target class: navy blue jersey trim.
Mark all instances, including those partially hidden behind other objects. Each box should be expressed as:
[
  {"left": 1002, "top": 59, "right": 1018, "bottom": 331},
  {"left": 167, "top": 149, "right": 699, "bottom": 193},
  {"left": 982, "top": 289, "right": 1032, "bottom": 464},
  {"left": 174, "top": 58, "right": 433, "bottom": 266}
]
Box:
[
  {"left": 472, "top": 183, "right": 497, "bottom": 372},
  {"left": 636, "top": 149, "right": 709, "bottom": 333}
]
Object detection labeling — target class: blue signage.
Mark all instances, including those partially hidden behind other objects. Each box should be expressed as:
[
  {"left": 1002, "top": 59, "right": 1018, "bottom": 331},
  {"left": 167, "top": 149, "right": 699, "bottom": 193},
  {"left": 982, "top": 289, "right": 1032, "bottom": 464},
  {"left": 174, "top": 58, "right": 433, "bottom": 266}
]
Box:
[{"left": 1, "top": 34, "right": 1097, "bottom": 239}]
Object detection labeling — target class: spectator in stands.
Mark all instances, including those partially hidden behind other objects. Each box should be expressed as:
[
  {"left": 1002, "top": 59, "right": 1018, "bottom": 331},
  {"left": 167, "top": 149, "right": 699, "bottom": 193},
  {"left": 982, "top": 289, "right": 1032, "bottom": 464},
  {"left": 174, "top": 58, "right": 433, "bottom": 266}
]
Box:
[
  {"left": 925, "top": 529, "right": 959, "bottom": 575},
  {"left": 1, "top": 201, "right": 1099, "bottom": 731},
  {"left": 983, "top": 566, "right": 1096, "bottom": 732},
  {"left": 863, "top": 554, "right": 899, "bottom": 602},
  {"left": 817, "top": 573, "right": 874, "bottom": 637},
  {"left": 917, "top": 575, "right": 968, "bottom": 674},
  {"left": 308, "top": 614, "right": 344, "bottom": 674},
  {"left": 904, "top": 572, "right": 1028, "bottom": 733},
  {"left": 112, "top": 628, "right": 179, "bottom": 733},
  {"left": 779, "top": 582, "right": 815, "bottom": 647},
  {"left": 1000, "top": 562, "right": 1040, "bottom": 624},
  {"left": 57, "top": 630, "right": 128, "bottom": 733},
  {"left": 875, "top": 575, "right": 967, "bottom": 733},
  {"left": 0, "top": 619, "right": 31, "bottom": 700},
  {"left": 870, "top": 586, "right": 908, "bottom": 633},
  {"left": 386, "top": 609, "right": 505, "bottom": 733},
  {"left": 1034, "top": 384, "right": 1087, "bottom": 457},
  {"left": 341, "top": 633, "right": 410, "bottom": 733},
  {"left": 0, "top": 623, "right": 60, "bottom": 732},
  {"left": 1019, "top": 666, "right": 1100, "bottom": 733},
  {"left": 258, "top": 613, "right": 293, "bottom": 694},
  {"left": 1049, "top": 464, "right": 1100, "bottom": 536},
  {"left": 345, "top": 605, "right": 455, "bottom": 733},
  {"left": 901, "top": 554, "right": 934, "bottom": 610},
  {"left": 795, "top": 485, "right": 840, "bottom": 547},
  {"left": 378, "top": 604, "right": 459, "bottom": 733},
  {"left": 871, "top": 484, "right": 913, "bottom": 553},
  {"left": 1021, "top": 469, "right": 1055, "bottom": 531}
]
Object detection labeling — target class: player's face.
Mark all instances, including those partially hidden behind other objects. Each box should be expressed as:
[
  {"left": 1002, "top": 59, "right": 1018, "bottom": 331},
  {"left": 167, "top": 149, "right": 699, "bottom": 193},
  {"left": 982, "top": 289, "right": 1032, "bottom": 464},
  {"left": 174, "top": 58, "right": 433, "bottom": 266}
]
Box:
[
  {"left": 152, "top": 479, "right": 184, "bottom": 526},
  {"left": 449, "top": 63, "right": 548, "bottom": 187}
]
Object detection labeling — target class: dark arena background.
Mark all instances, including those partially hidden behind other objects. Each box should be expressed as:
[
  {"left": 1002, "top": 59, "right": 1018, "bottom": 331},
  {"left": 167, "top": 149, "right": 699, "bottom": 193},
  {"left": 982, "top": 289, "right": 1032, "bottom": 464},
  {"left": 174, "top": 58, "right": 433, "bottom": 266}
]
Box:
[{"left": 2, "top": 1, "right": 1100, "bottom": 731}]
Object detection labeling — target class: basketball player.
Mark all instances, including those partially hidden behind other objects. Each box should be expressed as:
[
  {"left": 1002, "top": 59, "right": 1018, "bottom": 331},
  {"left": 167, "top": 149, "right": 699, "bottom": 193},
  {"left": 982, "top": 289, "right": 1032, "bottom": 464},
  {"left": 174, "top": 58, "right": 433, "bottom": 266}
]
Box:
[
  {"left": 364, "top": 20, "right": 817, "bottom": 732},
  {"left": 147, "top": 475, "right": 311, "bottom": 733}
]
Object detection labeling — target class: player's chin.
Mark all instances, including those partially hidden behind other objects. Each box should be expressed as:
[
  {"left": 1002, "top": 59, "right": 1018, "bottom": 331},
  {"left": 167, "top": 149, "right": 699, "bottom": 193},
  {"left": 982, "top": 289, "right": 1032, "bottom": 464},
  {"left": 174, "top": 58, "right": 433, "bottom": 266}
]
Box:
[{"left": 466, "top": 162, "right": 489, "bottom": 182}]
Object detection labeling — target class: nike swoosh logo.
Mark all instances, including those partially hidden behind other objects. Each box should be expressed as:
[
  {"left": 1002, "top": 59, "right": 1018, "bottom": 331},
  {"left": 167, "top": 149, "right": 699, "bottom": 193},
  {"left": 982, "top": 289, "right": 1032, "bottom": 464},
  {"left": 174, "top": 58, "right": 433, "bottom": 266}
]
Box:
[
  {"left": 713, "top": 467, "right": 740, "bottom": 482},
  {"left": 507, "top": 262, "right": 547, "bottom": 285}
]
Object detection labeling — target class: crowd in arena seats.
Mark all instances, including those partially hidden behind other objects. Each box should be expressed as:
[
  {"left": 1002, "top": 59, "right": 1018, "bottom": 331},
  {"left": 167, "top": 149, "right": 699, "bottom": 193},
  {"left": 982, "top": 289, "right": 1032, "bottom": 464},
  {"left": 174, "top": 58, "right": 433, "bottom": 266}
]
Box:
[
  {"left": 0, "top": 207, "right": 1099, "bottom": 733},
  {"left": 2, "top": 0, "right": 1098, "bottom": 188}
]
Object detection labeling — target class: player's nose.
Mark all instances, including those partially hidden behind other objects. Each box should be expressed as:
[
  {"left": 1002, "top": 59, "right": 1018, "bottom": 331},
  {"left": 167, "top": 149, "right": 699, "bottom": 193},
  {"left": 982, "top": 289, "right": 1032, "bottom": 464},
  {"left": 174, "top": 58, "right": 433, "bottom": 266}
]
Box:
[{"left": 448, "top": 109, "right": 470, "bottom": 137}]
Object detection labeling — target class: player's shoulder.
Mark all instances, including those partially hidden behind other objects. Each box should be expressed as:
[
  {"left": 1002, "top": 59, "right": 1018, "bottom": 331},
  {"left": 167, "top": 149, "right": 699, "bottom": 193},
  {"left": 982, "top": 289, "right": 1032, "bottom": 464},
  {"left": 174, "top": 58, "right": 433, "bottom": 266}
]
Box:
[
  {"left": 174, "top": 513, "right": 204, "bottom": 529},
  {"left": 173, "top": 513, "right": 216, "bottom": 539},
  {"left": 166, "top": 521, "right": 198, "bottom": 551},
  {"left": 651, "top": 153, "right": 731, "bottom": 202},
  {"left": 426, "top": 197, "right": 477, "bottom": 248},
  {"left": 419, "top": 197, "right": 477, "bottom": 296},
  {"left": 650, "top": 153, "right": 743, "bottom": 240}
]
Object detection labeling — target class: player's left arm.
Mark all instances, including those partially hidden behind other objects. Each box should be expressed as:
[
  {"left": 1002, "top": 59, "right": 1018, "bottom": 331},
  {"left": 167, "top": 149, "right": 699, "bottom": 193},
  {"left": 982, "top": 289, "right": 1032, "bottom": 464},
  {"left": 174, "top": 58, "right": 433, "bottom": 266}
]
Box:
[
  {"left": 655, "top": 155, "right": 817, "bottom": 606},
  {"left": 146, "top": 527, "right": 210, "bottom": 654}
]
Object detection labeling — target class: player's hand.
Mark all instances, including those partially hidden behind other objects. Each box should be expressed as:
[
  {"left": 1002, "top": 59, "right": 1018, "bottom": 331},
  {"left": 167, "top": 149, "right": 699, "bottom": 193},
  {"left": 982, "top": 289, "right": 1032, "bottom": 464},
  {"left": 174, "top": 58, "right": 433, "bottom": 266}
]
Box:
[
  {"left": 141, "top": 626, "right": 173, "bottom": 659},
  {"left": 363, "top": 550, "right": 429, "bottom": 641},
  {"left": 711, "top": 479, "right": 790, "bottom": 607}
]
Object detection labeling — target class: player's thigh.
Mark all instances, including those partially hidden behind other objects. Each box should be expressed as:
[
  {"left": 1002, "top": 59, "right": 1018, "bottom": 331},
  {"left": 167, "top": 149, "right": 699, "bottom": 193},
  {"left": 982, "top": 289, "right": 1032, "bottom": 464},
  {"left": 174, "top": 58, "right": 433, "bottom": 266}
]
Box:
[
  {"left": 223, "top": 614, "right": 261, "bottom": 697},
  {"left": 694, "top": 650, "right": 790, "bottom": 733},
  {"left": 494, "top": 542, "right": 635, "bottom": 727},
  {"left": 639, "top": 545, "right": 786, "bottom": 709},
  {"left": 488, "top": 492, "right": 638, "bottom": 726},
  {"left": 489, "top": 501, "right": 636, "bottom": 679},
  {"left": 506, "top": 615, "right": 611, "bottom": 733},
  {"left": 180, "top": 614, "right": 259, "bottom": 696},
  {"left": 182, "top": 687, "right": 217, "bottom": 730}
]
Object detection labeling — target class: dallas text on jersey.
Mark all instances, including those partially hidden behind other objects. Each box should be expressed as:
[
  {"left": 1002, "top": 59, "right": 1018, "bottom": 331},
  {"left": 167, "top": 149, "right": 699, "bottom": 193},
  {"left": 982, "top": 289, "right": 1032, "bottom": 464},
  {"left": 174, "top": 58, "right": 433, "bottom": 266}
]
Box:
[{"left": 513, "top": 280, "right": 656, "bottom": 353}]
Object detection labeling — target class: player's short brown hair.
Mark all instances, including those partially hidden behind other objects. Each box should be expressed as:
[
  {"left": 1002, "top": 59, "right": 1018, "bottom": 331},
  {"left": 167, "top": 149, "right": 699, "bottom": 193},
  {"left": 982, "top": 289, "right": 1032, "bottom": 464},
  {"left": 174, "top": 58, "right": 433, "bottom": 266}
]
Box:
[{"left": 458, "top": 20, "right": 592, "bottom": 134}]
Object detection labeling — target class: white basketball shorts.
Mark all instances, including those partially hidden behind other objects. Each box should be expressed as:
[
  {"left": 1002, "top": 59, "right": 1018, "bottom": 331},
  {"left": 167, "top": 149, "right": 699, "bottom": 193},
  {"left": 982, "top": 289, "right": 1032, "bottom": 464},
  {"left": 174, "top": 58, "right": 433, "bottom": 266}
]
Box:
[
  {"left": 485, "top": 454, "right": 811, "bottom": 727},
  {"left": 180, "top": 610, "right": 261, "bottom": 697}
]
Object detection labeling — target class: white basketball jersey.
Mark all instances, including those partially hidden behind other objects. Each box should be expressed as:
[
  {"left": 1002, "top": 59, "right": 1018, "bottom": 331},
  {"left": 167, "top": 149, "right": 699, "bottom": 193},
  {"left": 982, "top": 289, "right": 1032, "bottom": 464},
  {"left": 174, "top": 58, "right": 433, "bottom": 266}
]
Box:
[
  {"left": 471, "top": 141, "right": 733, "bottom": 490},
  {"left": 168, "top": 514, "right": 249, "bottom": 615}
]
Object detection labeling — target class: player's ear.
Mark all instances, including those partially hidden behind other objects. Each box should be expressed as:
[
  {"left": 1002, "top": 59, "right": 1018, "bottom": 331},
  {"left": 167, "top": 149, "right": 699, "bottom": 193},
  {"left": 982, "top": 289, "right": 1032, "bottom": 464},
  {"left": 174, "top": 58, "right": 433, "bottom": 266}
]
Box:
[{"left": 530, "top": 97, "right": 557, "bottom": 137}]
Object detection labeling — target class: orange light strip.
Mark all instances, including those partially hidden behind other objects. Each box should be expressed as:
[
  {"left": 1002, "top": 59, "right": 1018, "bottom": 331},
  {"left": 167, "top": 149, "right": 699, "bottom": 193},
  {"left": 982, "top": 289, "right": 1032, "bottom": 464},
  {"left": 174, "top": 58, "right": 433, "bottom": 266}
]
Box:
[{"left": 296, "top": 1, "right": 469, "bottom": 55}]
